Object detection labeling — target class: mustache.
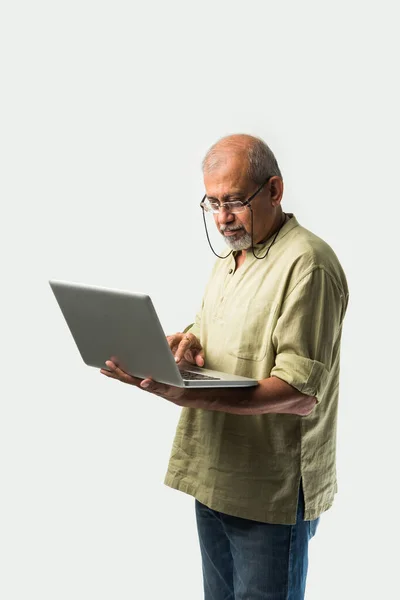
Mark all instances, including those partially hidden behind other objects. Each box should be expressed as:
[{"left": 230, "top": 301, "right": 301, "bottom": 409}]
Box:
[{"left": 220, "top": 225, "right": 245, "bottom": 232}]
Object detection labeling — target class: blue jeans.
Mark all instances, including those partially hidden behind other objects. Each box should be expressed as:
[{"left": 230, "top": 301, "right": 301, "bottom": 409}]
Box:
[{"left": 195, "top": 481, "right": 319, "bottom": 600}]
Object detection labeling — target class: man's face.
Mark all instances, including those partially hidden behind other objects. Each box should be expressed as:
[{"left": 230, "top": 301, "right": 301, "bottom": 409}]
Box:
[{"left": 203, "top": 154, "right": 276, "bottom": 250}]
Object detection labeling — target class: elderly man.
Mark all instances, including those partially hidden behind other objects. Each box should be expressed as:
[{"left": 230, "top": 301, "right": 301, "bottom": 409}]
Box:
[{"left": 101, "top": 134, "right": 349, "bottom": 600}]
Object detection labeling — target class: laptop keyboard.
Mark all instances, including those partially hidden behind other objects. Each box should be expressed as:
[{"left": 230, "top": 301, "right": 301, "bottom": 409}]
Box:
[{"left": 180, "top": 369, "right": 221, "bottom": 381}]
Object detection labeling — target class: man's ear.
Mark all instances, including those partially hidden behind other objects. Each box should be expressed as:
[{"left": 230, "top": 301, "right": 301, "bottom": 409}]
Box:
[{"left": 269, "top": 176, "right": 284, "bottom": 205}]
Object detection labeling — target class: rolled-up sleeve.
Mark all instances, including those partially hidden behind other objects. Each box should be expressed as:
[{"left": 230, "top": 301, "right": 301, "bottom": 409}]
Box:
[{"left": 270, "top": 267, "right": 348, "bottom": 400}]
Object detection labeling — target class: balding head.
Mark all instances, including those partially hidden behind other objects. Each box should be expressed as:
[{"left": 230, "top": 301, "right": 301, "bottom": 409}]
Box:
[{"left": 202, "top": 134, "right": 282, "bottom": 185}]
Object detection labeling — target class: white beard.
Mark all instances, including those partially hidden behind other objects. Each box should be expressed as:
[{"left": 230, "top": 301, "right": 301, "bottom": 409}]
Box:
[{"left": 220, "top": 229, "right": 253, "bottom": 250}]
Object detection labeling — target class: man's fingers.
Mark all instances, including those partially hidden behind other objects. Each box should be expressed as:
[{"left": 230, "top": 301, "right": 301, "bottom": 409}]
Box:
[
  {"left": 140, "top": 378, "right": 167, "bottom": 395},
  {"left": 100, "top": 368, "right": 119, "bottom": 379},
  {"left": 167, "top": 335, "right": 187, "bottom": 353},
  {"left": 167, "top": 338, "right": 185, "bottom": 358},
  {"left": 166, "top": 333, "right": 204, "bottom": 365},
  {"left": 103, "top": 361, "right": 140, "bottom": 385},
  {"left": 195, "top": 353, "right": 205, "bottom": 367},
  {"left": 183, "top": 347, "right": 205, "bottom": 367},
  {"left": 175, "top": 337, "right": 194, "bottom": 363},
  {"left": 183, "top": 348, "right": 195, "bottom": 363},
  {"left": 167, "top": 335, "right": 181, "bottom": 351}
]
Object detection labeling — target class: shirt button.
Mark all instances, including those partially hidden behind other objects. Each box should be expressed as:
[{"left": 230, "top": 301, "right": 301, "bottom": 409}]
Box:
[{"left": 228, "top": 269, "right": 233, "bottom": 274}]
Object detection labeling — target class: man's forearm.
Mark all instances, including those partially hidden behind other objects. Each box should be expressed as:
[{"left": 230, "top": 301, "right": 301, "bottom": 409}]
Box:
[{"left": 189, "top": 376, "right": 317, "bottom": 416}]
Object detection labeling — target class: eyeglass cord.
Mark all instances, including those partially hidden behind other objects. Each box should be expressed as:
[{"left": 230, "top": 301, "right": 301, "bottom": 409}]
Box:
[{"left": 202, "top": 208, "right": 287, "bottom": 261}]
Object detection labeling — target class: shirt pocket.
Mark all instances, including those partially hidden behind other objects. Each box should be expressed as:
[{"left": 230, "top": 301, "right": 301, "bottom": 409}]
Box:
[{"left": 226, "top": 300, "right": 278, "bottom": 362}]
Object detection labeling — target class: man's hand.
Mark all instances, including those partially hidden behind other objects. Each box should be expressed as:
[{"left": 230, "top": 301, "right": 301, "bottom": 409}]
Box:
[
  {"left": 100, "top": 361, "right": 317, "bottom": 417},
  {"left": 100, "top": 360, "right": 202, "bottom": 408},
  {"left": 166, "top": 332, "right": 205, "bottom": 366}
]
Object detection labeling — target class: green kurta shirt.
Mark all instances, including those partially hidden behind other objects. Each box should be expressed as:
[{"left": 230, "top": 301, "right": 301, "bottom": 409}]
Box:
[{"left": 164, "top": 214, "right": 349, "bottom": 524}]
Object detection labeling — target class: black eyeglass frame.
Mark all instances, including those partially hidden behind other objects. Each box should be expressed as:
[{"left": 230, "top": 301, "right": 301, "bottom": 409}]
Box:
[
  {"left": 199, "top": 175, "right": 286, "bottom": 261},
  {"left": 199, "top": 176, "right": 273, "bottom": 214}
]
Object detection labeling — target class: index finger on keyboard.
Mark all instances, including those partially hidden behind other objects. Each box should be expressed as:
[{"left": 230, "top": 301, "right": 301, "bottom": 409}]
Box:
[{"left": 175, "top": 337, "right": 194, "bottom": 363}]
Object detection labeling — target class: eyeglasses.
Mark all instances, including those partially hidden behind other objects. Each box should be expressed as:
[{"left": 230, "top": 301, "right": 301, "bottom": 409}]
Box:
[{"left": 200, "top": 176, "right": 272, "bottom": 214}]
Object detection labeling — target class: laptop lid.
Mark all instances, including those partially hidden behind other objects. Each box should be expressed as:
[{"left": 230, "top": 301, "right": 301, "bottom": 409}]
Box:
[{"left": 49, "top": 279, "right": 257, "bottom": 388}]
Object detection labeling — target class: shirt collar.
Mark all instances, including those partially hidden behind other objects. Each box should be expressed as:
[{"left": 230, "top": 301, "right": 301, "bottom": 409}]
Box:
[{"left": 231, "top": 213, "right": 299, "bottom": 255}]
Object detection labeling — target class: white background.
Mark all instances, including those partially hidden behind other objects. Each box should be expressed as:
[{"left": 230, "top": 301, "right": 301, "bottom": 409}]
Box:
[{"left": 1, "top": 1, "right": 399, "bottom": 598}]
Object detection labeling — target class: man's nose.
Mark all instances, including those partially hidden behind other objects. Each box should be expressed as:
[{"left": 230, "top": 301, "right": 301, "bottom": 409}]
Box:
[{"left": 217, "top": 206, "right": 235, "bottom": 226}]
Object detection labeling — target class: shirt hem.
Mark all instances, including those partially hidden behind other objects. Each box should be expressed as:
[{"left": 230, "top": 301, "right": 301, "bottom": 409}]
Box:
[{"left": 164, "top": 472, "right": 334, "bottom": 525}]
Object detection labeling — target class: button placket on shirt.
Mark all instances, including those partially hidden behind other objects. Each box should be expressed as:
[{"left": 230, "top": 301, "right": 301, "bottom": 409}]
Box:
[
  {"left": 214, "top": 258, "right": 236, "bottom": 321},
  {"left": 217, "top": 256, "right": 247, "bottom": 322}
]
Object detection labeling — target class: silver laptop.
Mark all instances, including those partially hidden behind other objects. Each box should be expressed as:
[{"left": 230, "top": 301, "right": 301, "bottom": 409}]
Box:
[{"left": 49, "top": 280, "right": 258, "bottom": 388}]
